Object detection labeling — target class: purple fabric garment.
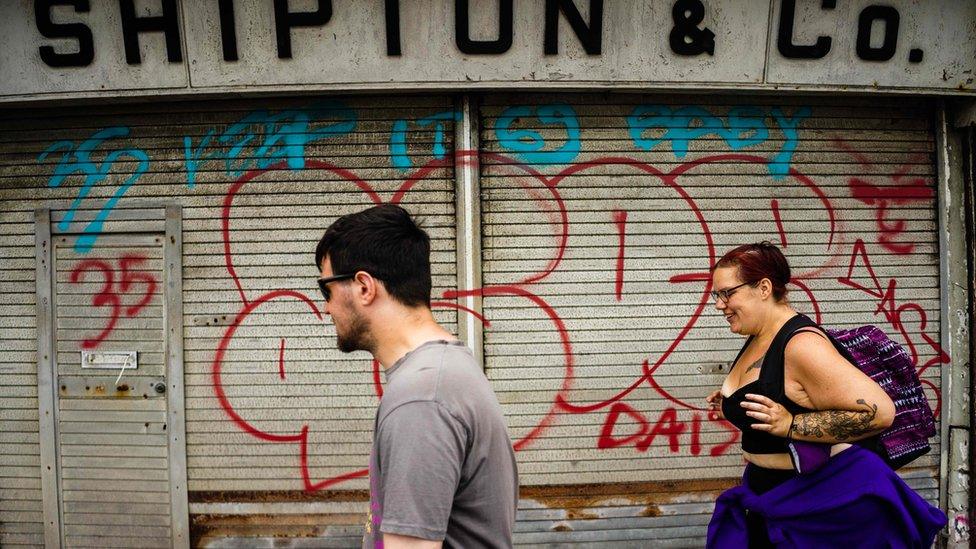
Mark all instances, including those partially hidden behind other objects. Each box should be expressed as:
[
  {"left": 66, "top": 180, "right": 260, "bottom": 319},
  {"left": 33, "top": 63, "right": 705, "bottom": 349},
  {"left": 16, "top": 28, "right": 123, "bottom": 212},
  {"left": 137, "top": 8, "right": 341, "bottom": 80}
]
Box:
[
  {"left": 707, "top": 446, "right": 946, "bottom": 548},
  {"left": 787, "top": 440, "right": 831, "bottom": 474}
]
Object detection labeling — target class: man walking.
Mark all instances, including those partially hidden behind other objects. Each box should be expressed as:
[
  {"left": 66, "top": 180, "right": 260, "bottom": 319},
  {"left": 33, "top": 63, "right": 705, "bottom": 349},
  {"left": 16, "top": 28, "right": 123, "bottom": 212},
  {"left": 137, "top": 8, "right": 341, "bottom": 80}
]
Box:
[{"left": 314, "top": 204, "right": 518, "bottom": 548}]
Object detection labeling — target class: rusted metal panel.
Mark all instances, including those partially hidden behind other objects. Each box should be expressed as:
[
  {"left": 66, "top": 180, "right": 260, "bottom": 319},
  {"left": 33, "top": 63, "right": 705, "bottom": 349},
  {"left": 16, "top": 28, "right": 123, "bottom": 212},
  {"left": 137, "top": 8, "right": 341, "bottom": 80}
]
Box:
[
  {"left": 192, "top": 515, "right": 366, "bottom": 548},
  {"left": 185, "top": 480, "right": 733, "bottom": 546},
  {"left": 188, "top": 489, "right": 369, "bottom": 546}
]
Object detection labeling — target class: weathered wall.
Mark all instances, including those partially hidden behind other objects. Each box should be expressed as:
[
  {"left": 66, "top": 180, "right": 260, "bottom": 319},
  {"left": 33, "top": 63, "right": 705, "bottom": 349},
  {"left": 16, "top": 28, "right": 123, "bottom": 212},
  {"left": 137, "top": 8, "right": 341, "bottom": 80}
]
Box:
[{"left": 0, "top": 91, "right": 953, "bottom": 547}]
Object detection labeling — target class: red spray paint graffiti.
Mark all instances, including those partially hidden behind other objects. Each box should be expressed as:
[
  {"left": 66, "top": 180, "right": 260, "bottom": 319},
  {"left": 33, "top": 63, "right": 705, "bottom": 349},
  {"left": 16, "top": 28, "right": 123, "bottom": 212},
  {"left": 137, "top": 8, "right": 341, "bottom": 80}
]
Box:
[
  {"left": 70, "top": 254, "right": 157, "bottom": 349},
  {"left": 612, "top": 210, "right": 628, "bottom": 301},
  {"left": 835, "top": 138, "right": 935, "bottom": 255},
  {"left": 597, "top": 403, "right": 739, "bottom": 457},
  {"left": 848, "top": 176, "right": 934, "bottom": 255},
  {"left": 212, "top": 156, "right": 503, "bottom": 488},
  {"left": 771, "top": 199, "right": 787, "bottom": 248},
  {"left": 430, "top": 153, "right": 839, "bottom": 455},
  {"left": 214, "top": 159, "right": 402, "bottom": 490},
  {"left": 212, "top": 146, "right": 945, "bottom": 491},
  {"left": 837, "top": 238, "right": 948, "bottom": 416}
]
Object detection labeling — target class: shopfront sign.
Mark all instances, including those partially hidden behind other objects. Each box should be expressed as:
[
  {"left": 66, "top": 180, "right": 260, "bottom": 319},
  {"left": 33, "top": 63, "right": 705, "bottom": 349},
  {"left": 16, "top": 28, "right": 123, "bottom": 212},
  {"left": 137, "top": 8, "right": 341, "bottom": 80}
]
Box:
[{"left": 2, "top": 0, "right": 973, "bottom": 100}]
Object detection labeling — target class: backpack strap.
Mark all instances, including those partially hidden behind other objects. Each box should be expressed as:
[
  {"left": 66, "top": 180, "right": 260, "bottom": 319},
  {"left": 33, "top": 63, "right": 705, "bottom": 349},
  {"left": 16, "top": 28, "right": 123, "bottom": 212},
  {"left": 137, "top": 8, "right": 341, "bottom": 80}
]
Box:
[
  {"left": 758, "top": 314, "right": 819, "bottom": 401},
  {"left": 794, "top": 326, "right": 828, "bottom": 340}
]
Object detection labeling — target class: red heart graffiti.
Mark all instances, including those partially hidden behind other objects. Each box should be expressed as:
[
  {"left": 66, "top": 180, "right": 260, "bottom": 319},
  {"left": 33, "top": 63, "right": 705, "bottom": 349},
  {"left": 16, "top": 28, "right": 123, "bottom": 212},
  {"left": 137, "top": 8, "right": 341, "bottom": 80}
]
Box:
[
  {"left": 212, "top": 152, "right": 839, "bottom": 490},
  {"left": 212, "top": 158, "right": 498, "bottom": 490}
]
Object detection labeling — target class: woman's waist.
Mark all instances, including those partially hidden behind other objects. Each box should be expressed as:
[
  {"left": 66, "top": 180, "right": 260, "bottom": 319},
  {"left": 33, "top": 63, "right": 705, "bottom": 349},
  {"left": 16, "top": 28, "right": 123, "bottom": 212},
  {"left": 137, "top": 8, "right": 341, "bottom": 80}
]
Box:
[{"left": 744, "top": 443, "right": 853, "bottom": 470}]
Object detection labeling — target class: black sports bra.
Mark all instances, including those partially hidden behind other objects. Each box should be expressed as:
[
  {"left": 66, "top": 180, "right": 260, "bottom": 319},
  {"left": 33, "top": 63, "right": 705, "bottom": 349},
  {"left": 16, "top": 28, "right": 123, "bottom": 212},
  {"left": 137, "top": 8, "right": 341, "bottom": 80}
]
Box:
[
  {"left": 722, "top": 379, "right": 814, "bottom": 454},
  {"left": 721, "top": 315, "right": 816, "bottom": 455}
]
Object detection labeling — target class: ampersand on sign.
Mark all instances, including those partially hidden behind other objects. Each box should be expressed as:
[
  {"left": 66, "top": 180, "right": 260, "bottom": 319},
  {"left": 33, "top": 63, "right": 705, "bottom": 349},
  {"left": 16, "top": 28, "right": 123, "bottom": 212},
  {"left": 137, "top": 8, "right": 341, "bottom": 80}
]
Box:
[{"left": 669, "top": 0, "right": 715, "bottom": 56}]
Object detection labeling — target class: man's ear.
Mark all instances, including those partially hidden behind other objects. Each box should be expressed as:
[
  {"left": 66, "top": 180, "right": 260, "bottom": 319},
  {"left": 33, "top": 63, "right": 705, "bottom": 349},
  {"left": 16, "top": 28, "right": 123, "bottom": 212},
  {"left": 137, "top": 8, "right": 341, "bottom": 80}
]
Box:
[{"left": 354, "top": 271, "right": 378, "bottom": 305}]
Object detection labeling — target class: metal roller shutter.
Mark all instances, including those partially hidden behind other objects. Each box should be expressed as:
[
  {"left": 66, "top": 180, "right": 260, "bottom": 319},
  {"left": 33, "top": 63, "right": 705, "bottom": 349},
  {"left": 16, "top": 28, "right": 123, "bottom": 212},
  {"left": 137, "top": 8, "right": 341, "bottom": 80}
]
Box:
[
  {"left": 480, "top": 92, "right": 942, "bottom": 545},
  {"left": 0, "top": 95, "right": 458, "bottom": 545}
]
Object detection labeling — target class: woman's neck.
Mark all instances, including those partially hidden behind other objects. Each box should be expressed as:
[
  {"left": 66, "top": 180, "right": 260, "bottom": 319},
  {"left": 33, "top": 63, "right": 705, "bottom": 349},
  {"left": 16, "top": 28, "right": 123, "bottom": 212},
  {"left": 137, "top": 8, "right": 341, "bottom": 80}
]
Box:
[{"left": 752, "top": 305, "right": 797, "bottom": 345}]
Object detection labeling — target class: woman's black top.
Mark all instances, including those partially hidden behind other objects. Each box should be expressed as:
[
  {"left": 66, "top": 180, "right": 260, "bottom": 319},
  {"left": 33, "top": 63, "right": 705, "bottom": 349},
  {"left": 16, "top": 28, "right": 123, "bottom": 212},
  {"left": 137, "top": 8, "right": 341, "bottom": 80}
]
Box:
[
  {"left": 722, "top": 380, "right": 815, "bottom": 454},
  {"left": 720, "top": 313, "right": 884, "bottom": 457},
  {"left": 721, "top": 314, "right": 816, "bottom": 455}
]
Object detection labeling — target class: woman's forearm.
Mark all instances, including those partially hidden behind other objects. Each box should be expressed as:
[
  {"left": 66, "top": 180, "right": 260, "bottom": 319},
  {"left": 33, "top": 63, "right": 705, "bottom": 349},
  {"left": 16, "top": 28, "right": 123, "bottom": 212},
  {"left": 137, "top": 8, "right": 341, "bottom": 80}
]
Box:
[{"left": 788, "top": 399, "right": 885, "bottom": 443}]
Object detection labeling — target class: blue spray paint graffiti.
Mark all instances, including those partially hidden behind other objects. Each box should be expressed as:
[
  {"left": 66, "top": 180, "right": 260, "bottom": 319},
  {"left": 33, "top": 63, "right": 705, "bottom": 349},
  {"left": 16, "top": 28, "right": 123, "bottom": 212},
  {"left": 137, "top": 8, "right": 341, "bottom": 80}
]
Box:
[
  {"left": 390, "top": 110, "right": 461, "bottom": 171},
  {"left": 493, "top": 104, "right": 581, "bottom": 165},
  {"left": 627, "top": 105, "right": 811, "bottom": 179},
  {"left": 39, "top": 101, "right": 813, "bottom": 255},
  {"left": 183, "top": 101, "right": 357, "bottom": 187},
  {"left": 767, "top": 107, "right": 810, "bottom": 178},
  {"left": 38, "top": 127, "right": 150, "bottom": 253}
]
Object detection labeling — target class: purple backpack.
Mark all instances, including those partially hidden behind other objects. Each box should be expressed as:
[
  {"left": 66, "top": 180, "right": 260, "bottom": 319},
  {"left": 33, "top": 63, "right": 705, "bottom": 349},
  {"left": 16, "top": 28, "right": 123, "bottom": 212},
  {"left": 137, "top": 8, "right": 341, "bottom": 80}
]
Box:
[{"left": 825, "top": 325, "right": 936, "bottom": 469}]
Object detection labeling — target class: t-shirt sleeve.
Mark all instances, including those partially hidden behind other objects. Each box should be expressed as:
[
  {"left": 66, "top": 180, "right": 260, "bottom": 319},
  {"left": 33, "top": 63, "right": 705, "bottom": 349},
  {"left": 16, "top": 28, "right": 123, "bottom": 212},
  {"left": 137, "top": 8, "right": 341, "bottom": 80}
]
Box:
[{"left": 375, "top": 400, "right": 468, "bottom": 540}]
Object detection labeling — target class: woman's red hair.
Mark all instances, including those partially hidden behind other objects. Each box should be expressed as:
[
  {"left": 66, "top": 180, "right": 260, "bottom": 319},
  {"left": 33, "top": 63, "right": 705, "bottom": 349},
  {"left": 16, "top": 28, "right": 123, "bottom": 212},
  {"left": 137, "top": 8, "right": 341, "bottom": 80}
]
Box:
[{"left": 714, "top": 241, "right": 791, "bottom": 302}]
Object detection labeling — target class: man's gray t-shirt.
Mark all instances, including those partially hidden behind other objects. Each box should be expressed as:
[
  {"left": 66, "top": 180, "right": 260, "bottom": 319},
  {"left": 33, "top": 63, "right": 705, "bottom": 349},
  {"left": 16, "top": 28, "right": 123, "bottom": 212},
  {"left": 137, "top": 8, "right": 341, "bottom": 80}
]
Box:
[{"left": 362, "top": 340, "right": 518, "bottom": 548}]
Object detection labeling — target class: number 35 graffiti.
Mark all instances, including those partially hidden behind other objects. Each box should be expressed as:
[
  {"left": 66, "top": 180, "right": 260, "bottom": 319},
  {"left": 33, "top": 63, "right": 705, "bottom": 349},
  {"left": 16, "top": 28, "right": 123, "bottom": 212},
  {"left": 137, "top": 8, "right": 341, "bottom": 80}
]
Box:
[{"left": 69, "top": 255, "right": 157, "bottom": 350}]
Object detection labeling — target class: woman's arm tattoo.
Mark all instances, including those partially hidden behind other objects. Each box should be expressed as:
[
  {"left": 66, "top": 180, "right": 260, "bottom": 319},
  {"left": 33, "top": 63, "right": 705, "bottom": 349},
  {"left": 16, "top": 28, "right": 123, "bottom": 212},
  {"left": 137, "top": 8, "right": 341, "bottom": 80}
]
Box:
[{"left": 791, "top": 399, "right": 879, "bottom": 441}]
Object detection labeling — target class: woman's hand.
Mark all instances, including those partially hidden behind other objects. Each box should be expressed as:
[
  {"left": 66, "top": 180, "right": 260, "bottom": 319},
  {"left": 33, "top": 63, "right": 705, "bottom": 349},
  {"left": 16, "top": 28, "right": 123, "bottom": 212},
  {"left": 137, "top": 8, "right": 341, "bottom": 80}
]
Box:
[
  {"left": 741, "top": 393, "right": 793, "bottom": 437},
  {"left": 705, "top": 389, "right": 725, "bottom": 420}
]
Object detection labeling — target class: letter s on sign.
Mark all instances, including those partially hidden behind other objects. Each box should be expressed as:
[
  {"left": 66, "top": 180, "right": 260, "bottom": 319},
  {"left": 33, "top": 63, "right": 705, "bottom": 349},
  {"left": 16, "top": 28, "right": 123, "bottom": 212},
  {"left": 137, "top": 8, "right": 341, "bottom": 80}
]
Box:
[{"left": 35, "top": 0, "right": 95, "bottom": 67}]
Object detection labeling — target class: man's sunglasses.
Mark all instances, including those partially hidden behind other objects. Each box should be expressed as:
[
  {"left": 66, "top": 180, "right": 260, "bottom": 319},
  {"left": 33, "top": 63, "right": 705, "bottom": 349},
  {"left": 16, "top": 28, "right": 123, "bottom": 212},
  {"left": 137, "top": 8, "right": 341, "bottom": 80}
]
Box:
[
  {"left": 317, "top": 273, "right": 355, "bottom": 302},
  {"left": 709, "top": 281, "right": 752, "bottom": 304}
]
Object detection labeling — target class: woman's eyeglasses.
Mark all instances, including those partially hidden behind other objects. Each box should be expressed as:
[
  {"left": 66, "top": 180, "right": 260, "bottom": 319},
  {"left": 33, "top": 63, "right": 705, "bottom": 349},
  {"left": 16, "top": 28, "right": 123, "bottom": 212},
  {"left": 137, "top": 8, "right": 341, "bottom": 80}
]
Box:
[
  {"left": 317, "top": 273, "right": 355, "bottom": 302},
  {"left": 710, "top": 282, "right": 751, "bottom": 304}
]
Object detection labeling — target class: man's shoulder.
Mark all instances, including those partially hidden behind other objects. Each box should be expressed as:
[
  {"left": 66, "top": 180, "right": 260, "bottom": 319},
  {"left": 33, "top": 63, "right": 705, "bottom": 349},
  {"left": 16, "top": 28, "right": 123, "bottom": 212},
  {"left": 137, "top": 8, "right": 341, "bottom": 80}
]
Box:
[
  {"left": 393, "top": 341, "right": 479, "bottom": 385},
  {"left": 379, "top": 342, "right": 487, "bottom": 422}
]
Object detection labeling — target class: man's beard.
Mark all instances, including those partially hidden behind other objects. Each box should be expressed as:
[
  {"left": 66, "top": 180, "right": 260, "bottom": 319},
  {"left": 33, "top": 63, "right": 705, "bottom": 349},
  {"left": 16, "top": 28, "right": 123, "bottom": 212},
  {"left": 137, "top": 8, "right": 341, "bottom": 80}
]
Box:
[{"left": 336, "top": 309, "right": 374, "bottom": 354}]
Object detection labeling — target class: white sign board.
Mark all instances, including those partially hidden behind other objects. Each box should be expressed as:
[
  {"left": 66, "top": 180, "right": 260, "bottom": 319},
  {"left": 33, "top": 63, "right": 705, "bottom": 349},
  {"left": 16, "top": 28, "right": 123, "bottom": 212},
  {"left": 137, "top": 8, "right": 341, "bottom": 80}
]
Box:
[{"left": 1, "top": 0, "right": 973, "bottom": 102}]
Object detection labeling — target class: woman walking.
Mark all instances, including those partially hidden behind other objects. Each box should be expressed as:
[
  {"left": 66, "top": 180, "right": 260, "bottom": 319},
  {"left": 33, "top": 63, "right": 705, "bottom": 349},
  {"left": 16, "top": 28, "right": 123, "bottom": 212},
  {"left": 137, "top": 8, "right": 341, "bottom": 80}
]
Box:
[{"left": 704, "top": 242, "right": 945, "bottom": 548}]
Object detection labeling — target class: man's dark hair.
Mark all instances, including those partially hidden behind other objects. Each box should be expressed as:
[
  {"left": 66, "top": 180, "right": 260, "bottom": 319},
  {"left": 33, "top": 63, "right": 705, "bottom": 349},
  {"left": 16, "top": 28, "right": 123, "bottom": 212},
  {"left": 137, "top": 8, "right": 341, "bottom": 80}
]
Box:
[{"left": 315, "top": 204, "right": 432, "bottom": 307}]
